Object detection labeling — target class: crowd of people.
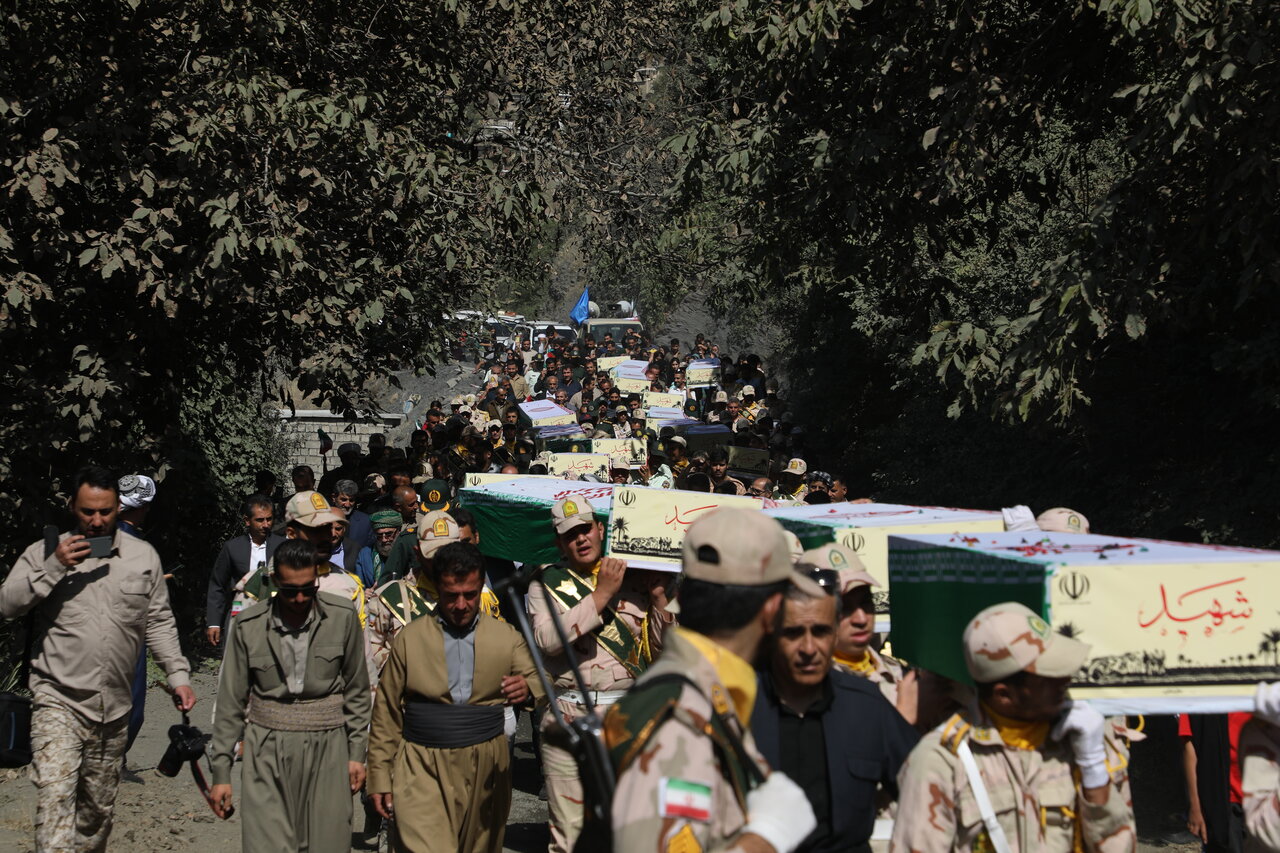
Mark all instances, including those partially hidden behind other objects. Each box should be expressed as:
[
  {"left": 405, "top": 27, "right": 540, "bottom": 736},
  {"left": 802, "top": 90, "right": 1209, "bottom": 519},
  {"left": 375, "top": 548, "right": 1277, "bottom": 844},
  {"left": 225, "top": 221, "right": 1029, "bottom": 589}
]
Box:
[{"left": 2, "top": 325, "right": 1279, "bottom": 853}]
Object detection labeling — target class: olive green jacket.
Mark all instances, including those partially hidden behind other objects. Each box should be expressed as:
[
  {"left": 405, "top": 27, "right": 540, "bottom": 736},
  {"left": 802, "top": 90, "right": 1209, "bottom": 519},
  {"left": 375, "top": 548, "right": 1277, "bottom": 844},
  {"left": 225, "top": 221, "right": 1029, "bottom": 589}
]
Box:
[{"left": 210, "top": 592, "right": 372, "bottom": 784}]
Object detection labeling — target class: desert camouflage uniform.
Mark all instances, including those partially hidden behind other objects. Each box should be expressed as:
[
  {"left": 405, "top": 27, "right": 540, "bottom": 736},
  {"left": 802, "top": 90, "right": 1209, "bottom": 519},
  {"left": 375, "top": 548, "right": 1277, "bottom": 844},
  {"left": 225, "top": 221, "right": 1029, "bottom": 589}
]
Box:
[
  {"left": 607, "top": 627, "right": 768, "bottom": 853},
  {"left": 890, "top": 705, "right": 1137, "bottom": 853},
  {"left": 29, "top": 699, "right": 130, "bottom": 852},
  {"left": 1241, "top": 718, "right": 1280, "bottom": 853},
  {"left": 834, "top": 647, "right": 906, "bottom": 706},
  {"left": 528, "top": 561, "right": 670, "bottom": 853}
]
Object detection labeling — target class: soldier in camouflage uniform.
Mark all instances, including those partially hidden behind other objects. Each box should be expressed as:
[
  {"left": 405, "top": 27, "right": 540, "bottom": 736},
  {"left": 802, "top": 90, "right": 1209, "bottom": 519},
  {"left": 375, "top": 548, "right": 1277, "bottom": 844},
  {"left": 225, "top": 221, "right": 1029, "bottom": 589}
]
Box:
[
  {"left": 606, "top": 508, "right": 823, "bottom": 853},
  {"left": 805, "top": 543, "right": 917, "bottom": 722},
  {"left": 529, "top": 497, "right": 674, "bottom": 853},
  {"left": 890, "top": 602, "right": 1138, "bottom": 853},
  {"left": 232, "top": 491, "right": 370, "bottom": 631},
  {"left": 1241, "top": 682, "right": 1280, "bottom": 852}
]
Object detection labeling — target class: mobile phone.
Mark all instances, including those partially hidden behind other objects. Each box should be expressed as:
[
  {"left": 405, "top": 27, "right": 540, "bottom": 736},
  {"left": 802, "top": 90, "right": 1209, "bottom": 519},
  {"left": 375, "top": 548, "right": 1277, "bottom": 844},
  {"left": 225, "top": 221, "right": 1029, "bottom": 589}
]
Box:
[{"left": 85, "top": 536, "right": 114, "bottom": 559}]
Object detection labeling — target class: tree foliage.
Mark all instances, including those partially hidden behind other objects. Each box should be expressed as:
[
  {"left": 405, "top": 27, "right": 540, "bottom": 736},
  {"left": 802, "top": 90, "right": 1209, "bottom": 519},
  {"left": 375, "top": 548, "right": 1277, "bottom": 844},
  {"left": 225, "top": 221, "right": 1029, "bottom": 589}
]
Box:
[{"left": 670, "top": 0, "right": 1280, "bottom": 421}]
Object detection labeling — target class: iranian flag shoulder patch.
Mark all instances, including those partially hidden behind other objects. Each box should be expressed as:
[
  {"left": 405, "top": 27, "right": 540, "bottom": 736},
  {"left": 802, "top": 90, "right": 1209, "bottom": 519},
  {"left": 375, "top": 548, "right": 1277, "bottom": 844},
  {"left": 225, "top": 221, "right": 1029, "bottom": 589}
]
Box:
[{"left": 659, "top": 777, "right": 712, "bottom": 822}]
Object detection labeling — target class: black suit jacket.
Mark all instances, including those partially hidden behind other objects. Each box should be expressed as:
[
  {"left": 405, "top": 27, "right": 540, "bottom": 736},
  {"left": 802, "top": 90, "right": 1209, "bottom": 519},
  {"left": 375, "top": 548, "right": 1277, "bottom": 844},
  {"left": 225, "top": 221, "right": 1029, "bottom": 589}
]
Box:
[
  {"left": 752, "top": 668, "right": 919, "bottom": 850},
  {"left": 205, "top": 533, "right": 284, "bottom": 628}
]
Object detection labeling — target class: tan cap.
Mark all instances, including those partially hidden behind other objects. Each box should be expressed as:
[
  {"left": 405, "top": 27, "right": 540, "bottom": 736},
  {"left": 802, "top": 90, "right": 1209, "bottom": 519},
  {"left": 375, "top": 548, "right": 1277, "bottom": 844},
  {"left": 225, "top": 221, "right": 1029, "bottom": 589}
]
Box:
[
  {"left": 417, "top": 510, "right": 461, "bottom": 560},
  {"left": 608, "top": 454, "right": 632, "bottom": 471},
  {"left": 963, "top": 601, "right": 1090, "bottom": 683},
  {"left": 783, "top": 458, "right": 807, "bottom": 476},
  {"left": 285, "top": 491, "right": 344, "bottom": 527},
  {"left": 683, "top": 508, "right": 824, "bottom": 597},
  {"left": 713, "top": 390, "right": 729, "bottom": 404},
  {"left": 783, "top": 530, "right": 804, "bottom": 564},
  {"left": 1037, "top": 507, "right": 1090, "bottom": 534},
  {"left": 801, "top": 543, "right": 879, "bottom": 593},
  {"left": 667, "top": 436, "right": 687, "bottom": 447},
  {"left": 551, "top": 497, "right": 596, "bottom": 535}
]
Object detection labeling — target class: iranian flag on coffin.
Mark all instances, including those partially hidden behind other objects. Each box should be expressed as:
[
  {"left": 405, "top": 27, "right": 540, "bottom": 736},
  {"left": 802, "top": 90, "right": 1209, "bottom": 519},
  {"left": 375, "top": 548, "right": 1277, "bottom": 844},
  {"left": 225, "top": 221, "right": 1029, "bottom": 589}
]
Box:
[
  {"left": 458, "top": 477, "right": 617, "bottom": 566},
  {"left": 764, "top": 502, "right": 1005, "bottom": 630},
  {"left": 887, "top": 531, "right": 1279, "bottom": 715}
]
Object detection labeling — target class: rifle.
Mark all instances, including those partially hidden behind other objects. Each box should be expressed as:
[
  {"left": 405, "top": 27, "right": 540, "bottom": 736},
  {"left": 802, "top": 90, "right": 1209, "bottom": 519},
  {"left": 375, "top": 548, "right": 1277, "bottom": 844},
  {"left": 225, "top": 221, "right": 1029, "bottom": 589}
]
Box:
[{"left": 493, "top": 564, "right": 615, "bottom": 849}]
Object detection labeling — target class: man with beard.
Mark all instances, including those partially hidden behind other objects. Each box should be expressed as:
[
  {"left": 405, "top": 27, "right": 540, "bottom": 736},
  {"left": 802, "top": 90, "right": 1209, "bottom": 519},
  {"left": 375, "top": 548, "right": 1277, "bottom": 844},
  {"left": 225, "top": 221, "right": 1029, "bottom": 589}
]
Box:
[
  {"left": 0, "top": 466, "right": 196, "bottom": 852},
  {"left": 367, "top": 543, "right": 542, "bottom": 852},
  {"left": 209, "top": 540, "right": 371, "bottom": 852},
  {"left": 355, "top": 510, "right": 402, "bottom": 589}
]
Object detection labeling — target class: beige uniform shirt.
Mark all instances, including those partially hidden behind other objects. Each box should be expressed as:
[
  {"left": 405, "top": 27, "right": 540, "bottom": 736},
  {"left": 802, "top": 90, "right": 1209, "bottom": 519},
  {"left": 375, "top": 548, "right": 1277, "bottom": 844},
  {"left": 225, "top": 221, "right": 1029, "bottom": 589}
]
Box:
[
  {"left": 527, "top": 563, "right": 671, "bottom": 722},
  {"left": 1241, "top": 718, "right": 1280, "bottom": 853},
  {"left": 890, "top": 705, "right": 1137, "bottom": 853},
  {"left": 834, "top": 647, "right": 906, "bottom": 706},
  {"left": 0, "top": 531, "right": 191, "bottom": 723}
]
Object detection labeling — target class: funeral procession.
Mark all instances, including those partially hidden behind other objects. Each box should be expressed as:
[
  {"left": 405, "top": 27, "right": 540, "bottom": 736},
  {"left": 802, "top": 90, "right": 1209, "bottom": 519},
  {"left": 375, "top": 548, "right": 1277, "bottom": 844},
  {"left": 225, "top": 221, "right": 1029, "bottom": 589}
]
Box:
[{"left": 2, "top": 3, "right": 1280, "bottom": 853}]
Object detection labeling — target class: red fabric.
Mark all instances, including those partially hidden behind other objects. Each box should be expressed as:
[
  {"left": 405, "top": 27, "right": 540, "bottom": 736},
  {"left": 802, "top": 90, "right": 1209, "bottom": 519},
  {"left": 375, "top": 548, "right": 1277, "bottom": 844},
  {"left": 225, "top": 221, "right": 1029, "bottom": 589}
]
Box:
[{"left": 1178, "top": 712, "right": 1253, "bottom": 803}]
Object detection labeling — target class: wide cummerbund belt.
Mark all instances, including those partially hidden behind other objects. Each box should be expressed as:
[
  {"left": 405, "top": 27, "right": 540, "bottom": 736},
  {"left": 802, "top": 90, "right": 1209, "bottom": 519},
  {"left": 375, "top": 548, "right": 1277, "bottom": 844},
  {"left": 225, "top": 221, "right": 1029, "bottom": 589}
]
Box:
[
  {"left": 402, "top": 698, "right": 504, "bottom": 749},
  {"left": 246, "top": 694, "right": 345, "bottom": 731}
]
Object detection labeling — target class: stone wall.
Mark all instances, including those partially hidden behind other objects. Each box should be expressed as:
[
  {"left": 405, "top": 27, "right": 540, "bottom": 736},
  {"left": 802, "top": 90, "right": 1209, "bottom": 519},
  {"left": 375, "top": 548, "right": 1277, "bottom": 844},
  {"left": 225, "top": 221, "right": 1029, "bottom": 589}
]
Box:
[{"left": 278, "top": 409, "right": 404, "bottom": 478}]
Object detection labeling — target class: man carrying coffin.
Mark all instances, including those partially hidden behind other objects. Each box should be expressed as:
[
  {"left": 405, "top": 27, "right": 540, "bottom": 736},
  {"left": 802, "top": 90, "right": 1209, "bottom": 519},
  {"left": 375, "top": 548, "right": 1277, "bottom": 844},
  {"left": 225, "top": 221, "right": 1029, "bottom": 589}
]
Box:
[{"left": 367, "top": 542, "right": 542, "bottom": 852}]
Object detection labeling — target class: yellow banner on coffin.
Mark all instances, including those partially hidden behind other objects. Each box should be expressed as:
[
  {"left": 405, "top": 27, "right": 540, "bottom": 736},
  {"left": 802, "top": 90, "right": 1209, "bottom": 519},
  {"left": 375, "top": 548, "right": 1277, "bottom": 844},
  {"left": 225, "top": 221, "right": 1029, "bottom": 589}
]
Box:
[{"left": 1050, "top": 560, "right": 1271, "bottom": 702}]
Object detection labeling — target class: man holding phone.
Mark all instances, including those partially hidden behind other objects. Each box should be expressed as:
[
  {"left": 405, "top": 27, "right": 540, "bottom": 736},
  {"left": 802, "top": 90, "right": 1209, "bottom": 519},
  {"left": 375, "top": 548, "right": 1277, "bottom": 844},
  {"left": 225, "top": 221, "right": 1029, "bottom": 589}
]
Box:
[{"left": 0, "top": 465, "right": 196, "bottom": 853}]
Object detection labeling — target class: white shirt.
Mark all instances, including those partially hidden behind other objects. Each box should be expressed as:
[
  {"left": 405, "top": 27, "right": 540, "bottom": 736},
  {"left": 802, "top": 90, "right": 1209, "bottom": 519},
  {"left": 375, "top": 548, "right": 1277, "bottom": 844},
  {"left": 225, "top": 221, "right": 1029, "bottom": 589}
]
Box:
[{"left": 249, "top": 539, "right": 268, "bottom": 575}]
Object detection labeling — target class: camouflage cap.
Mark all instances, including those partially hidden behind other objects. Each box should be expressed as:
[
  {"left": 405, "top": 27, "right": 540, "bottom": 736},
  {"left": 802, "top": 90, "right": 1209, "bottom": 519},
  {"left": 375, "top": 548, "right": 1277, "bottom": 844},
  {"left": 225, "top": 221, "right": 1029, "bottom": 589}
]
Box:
[
  {"left": 801, "top": 543, "right": 879, "bottom": 593},
  {"left": 1037, "top": 507, "right": 1090, "bottom": 534},
  {"left": 551, "top": 496, "right": 596, "bottom": 535},
  {"left": 285, "top": 491, "right": 344, "bottom": 528},
  {"left": 417, "top": 510, "right": 461, "bottom": 559},
  {"left": 683, "top": 508, "right": 824, "bottom": 597},
  {"left": 963, "top": 601, "right": 1090, "bottom": 683},
  {"left": 783, "top": 458, "right": 808, "bottom": 476},
  {"left": 418, "top": 479, "right": 452, "bottom": 513}
]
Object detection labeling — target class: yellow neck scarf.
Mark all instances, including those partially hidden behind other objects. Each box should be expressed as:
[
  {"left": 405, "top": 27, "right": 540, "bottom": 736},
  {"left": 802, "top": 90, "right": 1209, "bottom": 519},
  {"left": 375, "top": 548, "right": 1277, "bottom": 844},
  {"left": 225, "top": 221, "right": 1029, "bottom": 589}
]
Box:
[
  {"left": 835, "top": 651, "right": 877, "bottom": 675},
  {"left": 676, "top": 627, "right": 758, "bottom": 726},
  {"left": 982, "top": 703, "right": 1051, "bottom": 751}
]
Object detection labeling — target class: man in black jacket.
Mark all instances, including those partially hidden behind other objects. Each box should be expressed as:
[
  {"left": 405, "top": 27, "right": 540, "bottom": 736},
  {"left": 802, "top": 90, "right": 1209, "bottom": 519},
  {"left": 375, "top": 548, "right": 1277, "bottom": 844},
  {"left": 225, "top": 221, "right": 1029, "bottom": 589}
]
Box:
[
  {"left": 205, "top": 494, "right": 285, "bottom": 648},
  {"left": 751, "top": 570, "right": 918, "bottom": 852}
]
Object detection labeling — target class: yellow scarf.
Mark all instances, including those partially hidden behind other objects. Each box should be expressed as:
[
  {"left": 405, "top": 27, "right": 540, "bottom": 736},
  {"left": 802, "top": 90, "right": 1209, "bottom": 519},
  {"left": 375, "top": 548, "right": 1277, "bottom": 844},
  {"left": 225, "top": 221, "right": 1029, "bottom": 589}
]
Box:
[
  {"left": 982, "top": 703, "right": 1051, "bottom": 751},
  {"left": 676, "top": 627, "right": 758, "bottom": 726},
  {"left": 835, "top": 651, "right": 877, "bottom": 675}
]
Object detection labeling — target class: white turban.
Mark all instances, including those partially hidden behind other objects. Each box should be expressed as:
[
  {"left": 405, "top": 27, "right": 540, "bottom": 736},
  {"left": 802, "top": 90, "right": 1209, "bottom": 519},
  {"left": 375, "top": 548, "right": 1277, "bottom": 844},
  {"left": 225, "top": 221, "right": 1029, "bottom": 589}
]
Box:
[{"left": 118, "top": 474, "right": 157, "bottom": 509}]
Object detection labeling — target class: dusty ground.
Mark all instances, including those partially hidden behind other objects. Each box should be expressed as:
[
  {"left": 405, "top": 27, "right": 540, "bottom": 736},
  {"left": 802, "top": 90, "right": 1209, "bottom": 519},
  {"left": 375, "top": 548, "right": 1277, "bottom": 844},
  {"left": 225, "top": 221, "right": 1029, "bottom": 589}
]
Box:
[
  {"left": 0, "top": 666, "right": 1200, "bottom": 853},
  {"left": 0, "top": 668, "right": 550, "bottom": 853}
]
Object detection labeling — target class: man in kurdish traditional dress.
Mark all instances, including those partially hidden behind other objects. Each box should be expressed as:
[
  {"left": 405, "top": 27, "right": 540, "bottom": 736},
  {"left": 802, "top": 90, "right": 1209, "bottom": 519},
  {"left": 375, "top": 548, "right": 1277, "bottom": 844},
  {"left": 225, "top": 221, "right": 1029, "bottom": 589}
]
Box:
[
  {"left": 365, "top": 510, "right": 500, "bottom": 675},
  {"left": 367, "top": 542, "right": 543, "bottom": 852},
  {"left": 527, "top": 497, "right": 675, "bottom": 852},
  {"left": 209, "top": 539, "right": 372, "bottom": 853}
]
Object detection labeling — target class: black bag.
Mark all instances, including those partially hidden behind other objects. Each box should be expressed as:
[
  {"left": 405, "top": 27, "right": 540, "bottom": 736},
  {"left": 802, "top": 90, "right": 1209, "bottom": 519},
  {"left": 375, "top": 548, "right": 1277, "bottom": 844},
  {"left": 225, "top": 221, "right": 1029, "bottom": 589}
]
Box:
[
  {"left": 0, "top": 525, "right": 56, "bottom": 769},
  {"left": 0, "top": 692, "right": 33, "bottom": 768}
]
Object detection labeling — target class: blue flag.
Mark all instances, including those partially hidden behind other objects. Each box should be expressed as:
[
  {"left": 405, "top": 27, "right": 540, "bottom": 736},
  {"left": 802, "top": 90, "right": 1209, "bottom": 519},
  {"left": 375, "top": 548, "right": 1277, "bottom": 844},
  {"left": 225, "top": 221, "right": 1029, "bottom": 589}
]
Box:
[{"left": 569, "top": 286, "right": 590, "bottom": 325}]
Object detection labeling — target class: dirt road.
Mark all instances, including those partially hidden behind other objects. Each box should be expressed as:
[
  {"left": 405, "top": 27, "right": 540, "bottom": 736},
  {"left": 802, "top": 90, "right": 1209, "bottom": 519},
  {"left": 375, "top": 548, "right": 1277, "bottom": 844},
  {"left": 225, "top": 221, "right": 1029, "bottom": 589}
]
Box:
[
  {"left": 0, "top": 664, "right": 1202, "bottom": 853},
  {"left": 0, "top": 668, "right": 550, "bottom": 852}
]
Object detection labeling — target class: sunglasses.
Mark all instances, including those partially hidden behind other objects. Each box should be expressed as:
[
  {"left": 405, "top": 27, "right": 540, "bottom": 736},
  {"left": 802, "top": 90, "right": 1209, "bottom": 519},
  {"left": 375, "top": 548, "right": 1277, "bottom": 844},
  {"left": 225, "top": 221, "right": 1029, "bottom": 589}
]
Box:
[
  {"left": 795, "top": 564, "right": 840, "bottom": 594},
  {"left": 276, "top": 583, "right": 319, "bottom": 597}
]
